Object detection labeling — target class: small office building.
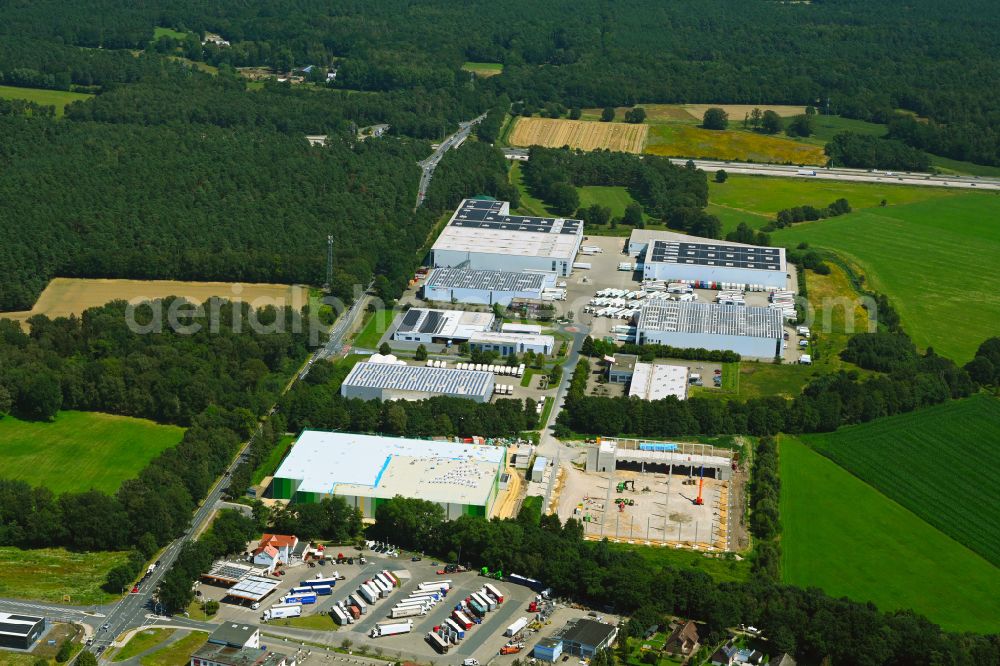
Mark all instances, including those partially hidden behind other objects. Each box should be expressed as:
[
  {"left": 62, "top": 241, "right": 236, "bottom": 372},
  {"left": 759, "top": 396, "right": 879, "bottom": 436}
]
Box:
[
  {"left": 0, "top": 613, "right": 45, "bottom": 650},
  {"left": 391, "top": 308, "right": 495, "bottom": 345},
  {"left": 468, "top": 331, "right": 555, "bottom": 357}
]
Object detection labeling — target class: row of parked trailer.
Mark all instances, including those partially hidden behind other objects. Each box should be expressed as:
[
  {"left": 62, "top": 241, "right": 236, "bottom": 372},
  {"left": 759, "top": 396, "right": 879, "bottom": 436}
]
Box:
[
  {"left": 769, "top": 290, "right": 797, "bottom": 319},
  {"left": 329, "top": 569, "right": 400, "bottom": 627},
  {"left": 261, "top": 573, "right": 344, "bottom": 620},
  {"left": 426, "top": 583, "right": 506, "bottom": 654},
  {"left": 456, "top": 363, "right": 526, "bottom": 377},
  {"left": 493, "top": 384, "right": 515, "bottom": 395}
]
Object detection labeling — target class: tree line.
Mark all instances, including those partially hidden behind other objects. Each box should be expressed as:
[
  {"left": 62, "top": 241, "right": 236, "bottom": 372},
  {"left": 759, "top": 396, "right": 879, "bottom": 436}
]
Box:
[
  {"left": 521, "top": 147, "right": 720, "bottom": 238},
  {"left": 366, "top": 493, "right": 1000, "bottom": 664},
  {"left": 825, "top": 132, "right": 933, "bottom": 172}
]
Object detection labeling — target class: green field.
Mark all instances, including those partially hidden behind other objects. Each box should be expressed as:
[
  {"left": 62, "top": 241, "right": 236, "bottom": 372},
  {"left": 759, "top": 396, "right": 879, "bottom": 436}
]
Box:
[
  {"left": 461, "top": 62, "right": 503, "bottom": 77},
  {"left": 510, "top": 161, "right": 553, "bottom": 216},
  {"left": 112, "top": 629, "right": 176, "bottom": 662},
  {"left": 773, "top": 192, "right": 1000, "bottom": 361},
  {"left": 0, "top": 547, "right": 131, "bottom": 604},
  {"left": 803, "top": 395, "right": 1000, "bottom": 567},
  {"left": 139, "top": 631, "right": 208, "bottom": 666},
  {"left": 0, "top": 411, "right": 184, "bottom": 494},
  {"left": 779, "top": 436, "right": 1000, "bottom": 633},
  {"left": 0, "top": 85, "right": 92, "bottom": 116},
  {"left": 354, "top": 309, "right": 395, "bottom": 349},
  {"left": 577, "top": 186, "right": 642, "bottom": 218},
  {"left": 646, "top": 123, "right": 825, "bottom": 164},
  {"left": 153, "top": 26, "right": 190, "bottom": 40},
  {"left": 708, "top": 173, "right": 954, "bottom": 220}
]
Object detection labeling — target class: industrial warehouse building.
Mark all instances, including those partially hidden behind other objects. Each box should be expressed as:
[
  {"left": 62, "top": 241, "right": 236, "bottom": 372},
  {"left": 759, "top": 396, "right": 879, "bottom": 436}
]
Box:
[
  {"left": 423, "top": 267, "right": 554, "bottom": 306},
  {"left": 341, "top": 360, "right": 495, "bottom": 402},
  {"left": 627, "top": 362, "right": 688, "bottom": 401},
  {"left": 431, "top": 199, "right": 584, "bottom": 277},
  {"left": 586, "top": 438, "right": 734, "bottom": 480},
  {"left": 628, "top": 229, "right": 787, "bottom": 290},
  {"left": 0, "top": 613, "right": 45, "bottom": 650},
  {"left": 636, "top": 300, "right": 783, "bottom": 358},
  {"left": 270, "top": 431, "right": 507, "bottom": 518},
  {"left": 535, "top": 619, "right": 618, "bottom": 660},
  {"left": 391, "top": 308, "right": 495, "bottom": 344},
  {"left": 468, "top": 330, "right": 555, "bottom": 356}
]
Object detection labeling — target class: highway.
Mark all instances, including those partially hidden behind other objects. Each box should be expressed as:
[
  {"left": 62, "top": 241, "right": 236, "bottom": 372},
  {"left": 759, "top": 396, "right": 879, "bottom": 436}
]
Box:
[
  {"left": 415, "top": 113, "right": 487, "bottom": 209},
  {"left": 502, "top": 149, "right": 1000, "bottom": 190}
]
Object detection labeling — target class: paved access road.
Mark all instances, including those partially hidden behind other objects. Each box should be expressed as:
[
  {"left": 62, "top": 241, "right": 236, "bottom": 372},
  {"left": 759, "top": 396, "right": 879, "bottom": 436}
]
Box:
[
  {"left": 415, "top": 113, "right": 487, "bottom": 209},
  {"left": 667, "top": 158, "right": 1000, "bottom": 190}
]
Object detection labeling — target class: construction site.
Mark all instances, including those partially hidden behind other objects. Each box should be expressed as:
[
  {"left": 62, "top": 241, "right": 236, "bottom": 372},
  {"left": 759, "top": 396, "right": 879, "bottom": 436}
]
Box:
[{"left": 556, "top": 439, "right": 742, "bottom": 551}]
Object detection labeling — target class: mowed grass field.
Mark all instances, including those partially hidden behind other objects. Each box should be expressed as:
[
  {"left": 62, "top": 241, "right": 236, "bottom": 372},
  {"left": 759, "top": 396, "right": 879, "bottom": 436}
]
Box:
[
  {"left": 2, "top": 277, "right": 307, "bottom": 326},
  {"left": 779, "top": 436, "right": 1000, "bottom": 633},
  {"left": 508, "top": 117, "right": 647, "bottom": 153},
  {"left": 0, "top": 547, "right": 131, "bottom": 604},
  {"left": 803, "top": 395, "right": 1000, "bottom": 567},
  {"left": 0, "top": 411, "right": 184, "bottom": 494},
  {"left": 773, "top": 193, "right": 1000, "bottom": 361},
  {"left": 0, "top": 84, "right": 92, "bottom": 116},
  {"left": 461, "top": 62, "right": 503, "bottom": 77}
]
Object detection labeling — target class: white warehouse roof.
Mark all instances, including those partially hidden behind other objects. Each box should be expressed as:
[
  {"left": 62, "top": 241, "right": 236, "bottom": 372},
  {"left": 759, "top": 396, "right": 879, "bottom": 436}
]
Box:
[
  {"left": 394, "top": 308, "right": 495, "bottom": 340},
  {"left": 637, "top": 301, "right": 783, "bottom": 339},
  {"left": 628, "top": 363, "right": 688, "bottom": 401},
  {"left": 432, "top": 199, "right": 583, "bottom": 260},
  {"left": 425, "top": 267, "right": 550, "bottom": 292},
  {"left": 630, "top": 229, "right": 786, "bottom": 274},
  {"left": 273, "top": 430, "right": 506, "bottom": 505},
  {"left": 468, "top": 330, "right": 555, "bottom": 349},
  {"left": 342, "top": 361, "right": 494, "bottom": 399}
]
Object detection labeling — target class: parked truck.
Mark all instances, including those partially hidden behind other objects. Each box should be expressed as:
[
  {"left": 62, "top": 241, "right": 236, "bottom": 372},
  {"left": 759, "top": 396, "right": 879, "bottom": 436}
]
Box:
[
  {"left": 426, "top": 632, "right": 450, "bottom": 654},
  {"left": 452, "top": 610, "right": 474, "bottom": 630},
  {"left": 262, "top": 603, "right": 301, "bottom": 621},
  {"left": 358, "top": 584, "right": 378, "bottom": 605},
  {"left": 483, "top": 583, "right": 504, "bottom": 603},
  {"left": 349, "top": 593, "right": 368, "bottom": 614},
  {"left": 445, "top": 618, "right": 466, "bottom": 640},
  {"left": 390, "top": 605, "right": 426, "bottom": 619},
  {"left": 467, "top": 598, "right": 486, "bottom": 617},
  {"left": 283, "top": 592, "right": 317, "bottom": 605},
  {"left": 331, "top": 606, "right": 351, "bottom": 625},
  {"left": 506, "top": 617, "right": 528, "bottom": 637},
  {"left": 370, "top": 620, "right": 413, "bottom": 638}
]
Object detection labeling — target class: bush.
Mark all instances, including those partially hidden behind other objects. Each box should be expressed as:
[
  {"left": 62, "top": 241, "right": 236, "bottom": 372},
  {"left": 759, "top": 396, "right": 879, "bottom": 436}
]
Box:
[{"left": 702, "top": 107, "right": 728, "bottom": 130}]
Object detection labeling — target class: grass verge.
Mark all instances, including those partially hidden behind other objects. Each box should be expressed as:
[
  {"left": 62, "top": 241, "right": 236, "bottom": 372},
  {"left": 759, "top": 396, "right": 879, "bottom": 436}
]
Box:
[
  {"left": 139, "top": 631, "right": 208, "bottom": 666},
  {"left": 112, "top": 629, "right": 175, "bottom": 662}
]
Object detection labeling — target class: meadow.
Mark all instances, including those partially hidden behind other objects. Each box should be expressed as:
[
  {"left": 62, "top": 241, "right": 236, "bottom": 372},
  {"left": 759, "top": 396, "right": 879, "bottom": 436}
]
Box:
[
  {"left": 779, "top": 436, "right": 1000, "bottom": 633},
  {"left": 508, "top": 117, "right": 647, "bottom": 153},
  {"left": 803, "top": 394, "right": 1000, "bottom": 567},
  {"left": 0, "top": 84, "right": 92, "bottom": 116},
  {"left": 0, "top": 411, "right": 184, "bottom": 494},
  {"left": 645, "top": 124, "right": 825, "bottom": 164},
  {"left": 772, "top": 192, "right": 1000, "bottom": 361},
  {"left": 139, "top": 631, "right": 208, "bottom": 666},
  {"left": 112, "top": 629, "right": 176, "bottom": 662},
  {"left": 0, "top": 547, "right": 131, "bottom": 604}
]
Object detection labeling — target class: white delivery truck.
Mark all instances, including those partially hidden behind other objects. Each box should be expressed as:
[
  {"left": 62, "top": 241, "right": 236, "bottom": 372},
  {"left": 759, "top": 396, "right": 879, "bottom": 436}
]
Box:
[
  {"left": 262, "top": 603, "right": 302, "bottom": 621},
  {"left": 370, "top": 620, "right": 413, "bottom": 638}
]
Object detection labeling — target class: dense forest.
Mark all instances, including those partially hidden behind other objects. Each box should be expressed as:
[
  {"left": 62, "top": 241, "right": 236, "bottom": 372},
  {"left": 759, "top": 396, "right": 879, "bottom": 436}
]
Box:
[{"left": 0, "top": 0, "right": 997, "bottom": 163}]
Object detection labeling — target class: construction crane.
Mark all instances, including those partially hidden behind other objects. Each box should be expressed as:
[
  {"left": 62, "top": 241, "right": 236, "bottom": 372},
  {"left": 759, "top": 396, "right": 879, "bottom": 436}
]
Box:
[{"left": 693, "top": 465, "right": 705, "bottom": 506}]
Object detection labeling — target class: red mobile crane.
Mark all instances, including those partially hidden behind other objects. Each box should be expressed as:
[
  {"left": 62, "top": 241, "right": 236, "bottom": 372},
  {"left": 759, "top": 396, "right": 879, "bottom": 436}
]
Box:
[{"left": 693, "top": 465, "right": 705, "bottom": 506}]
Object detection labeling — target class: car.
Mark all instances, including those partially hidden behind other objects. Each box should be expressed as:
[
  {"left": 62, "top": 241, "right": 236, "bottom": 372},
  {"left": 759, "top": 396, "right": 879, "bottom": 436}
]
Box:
[{"left": 411, "top": 556, "right": 422, "bottom": 561}]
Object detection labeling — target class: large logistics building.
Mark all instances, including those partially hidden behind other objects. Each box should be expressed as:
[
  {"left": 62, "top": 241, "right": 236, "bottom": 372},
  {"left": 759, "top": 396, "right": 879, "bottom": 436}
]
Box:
[
  {"left": 431, "top": 199, "right": 584, "bottom": 277},
  {"left": 391, "top": 308, "right": 495, "bottom": 344},
  {"left": 270, "top": 431, "right": 507, "bottom": 518},
  {"left": 468, "top": 330, "right": 555, "bottom": 356},
  {"left": 341, "top": 361, "right": 495, "bottom": 402},
  {"left": 628, "top": 229, "right": 787, "bottom": 290},
  {"left": 636, "top": 300, "right": 783, "bottom": 358},
  {"left": 423, "top": 267, "right": 553, "bottom": 306}
]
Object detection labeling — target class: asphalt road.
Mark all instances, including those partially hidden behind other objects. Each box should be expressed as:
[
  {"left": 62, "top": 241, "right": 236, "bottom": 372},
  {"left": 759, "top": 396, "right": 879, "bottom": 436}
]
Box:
[
  {"left": 415, "top": 113, "right": 487, "bottom": 209},
  {"left": 669, "top": 158, "right": 1000, "bottom": 190}
]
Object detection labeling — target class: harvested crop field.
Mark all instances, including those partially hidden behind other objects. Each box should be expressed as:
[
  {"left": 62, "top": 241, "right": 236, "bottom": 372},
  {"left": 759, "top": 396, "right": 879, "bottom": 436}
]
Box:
[
  {"left": 508, "top": 117, "right": 648, "bottom": 153},
  {"left": 2, "top": 277, "right": 307, "bottom": 323}
]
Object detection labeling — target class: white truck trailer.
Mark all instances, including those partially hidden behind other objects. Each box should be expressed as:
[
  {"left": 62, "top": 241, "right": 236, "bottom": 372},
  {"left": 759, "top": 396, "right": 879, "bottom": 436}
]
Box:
[
  {"left": 370, "top": 620, "right": 413, "bottom": 638},
  {"left": 262, "top": 603, "right": 302, "bottom": 621}
]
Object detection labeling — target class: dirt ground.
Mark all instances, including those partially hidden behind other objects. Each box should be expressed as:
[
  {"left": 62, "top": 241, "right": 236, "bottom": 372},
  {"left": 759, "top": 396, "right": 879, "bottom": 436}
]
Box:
[
  {"left": 508, "top": 117, "right": 648, "bottom": 153},
  {"left": 2, "top": 278, "right": 307, "bottom": 324},
  {"left": 557, "top": 464, "right": 730, "bottom": 550}
]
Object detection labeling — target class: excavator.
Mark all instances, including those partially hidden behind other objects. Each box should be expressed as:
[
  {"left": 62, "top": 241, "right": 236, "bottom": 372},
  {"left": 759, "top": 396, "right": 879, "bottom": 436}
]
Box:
[{"left": 615, "top": 480, "right": 635, "bottom": 493}]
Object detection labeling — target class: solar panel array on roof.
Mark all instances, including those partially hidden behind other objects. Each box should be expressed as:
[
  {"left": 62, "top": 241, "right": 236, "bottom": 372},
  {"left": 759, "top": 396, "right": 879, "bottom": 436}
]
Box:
[
  {"left": 425, "top": 267, "right": 547, "bottom": 292},
  {"left": 649, "top": 240, "right": 782, "bottom": 271},
  {"left": 419, "top": 310, "right": 444, "bottom": 334},
  {"left": 397, "top": 309, "right": 421, "bottom": 333},
  {"left": 637, "top": 301, "right": 783, "bottom": 339},
  {"left": 343, "top": 362, "right": 494, "bottom": 397},
  {"left": 451, "top": 199, "right": 582, "bottom": 235}
]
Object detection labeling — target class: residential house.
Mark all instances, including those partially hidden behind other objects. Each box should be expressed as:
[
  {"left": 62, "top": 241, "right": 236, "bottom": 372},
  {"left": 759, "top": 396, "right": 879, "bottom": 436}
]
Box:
[
  {"left": 710, "top": 640, "right": 739, "bottom": 666},
  {"left": 251, "top": 534, "right": 298, "bottom": 572},
  {"left": 663, "top": 620, "right": 699, "bottom": 657}
]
